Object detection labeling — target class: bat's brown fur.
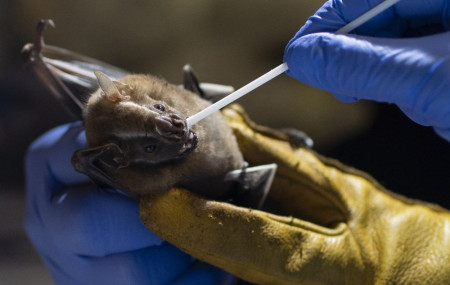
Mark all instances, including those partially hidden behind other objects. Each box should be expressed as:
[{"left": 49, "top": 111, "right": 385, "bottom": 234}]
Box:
[{"left": 81, "top": 74, "right": 244, "bottom": 198}]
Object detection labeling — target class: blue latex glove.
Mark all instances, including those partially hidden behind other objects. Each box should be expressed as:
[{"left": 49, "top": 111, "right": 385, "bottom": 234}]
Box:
[
  {"left": 24, "top": 122, "right": 232, "bottom": 285},
  {"left": 284, "top": 0, "right": 450, "bottom": 141}
]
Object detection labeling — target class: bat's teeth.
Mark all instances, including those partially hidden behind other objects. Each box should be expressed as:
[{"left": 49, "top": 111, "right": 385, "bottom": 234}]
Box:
[{"left": 176, "top": 130, "right": 197, "bottom": 158}]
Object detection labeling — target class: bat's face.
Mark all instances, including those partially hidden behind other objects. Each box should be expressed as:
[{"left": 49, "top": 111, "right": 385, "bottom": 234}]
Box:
[
  {"left": 84, "top": 72, "right": 200, "bottom": 166},
  {"left": 109, "top": 102, "right": 198, "bottom": 166},
  {"left": 74, "top": 72, "right": 202, "bottom": 190}
]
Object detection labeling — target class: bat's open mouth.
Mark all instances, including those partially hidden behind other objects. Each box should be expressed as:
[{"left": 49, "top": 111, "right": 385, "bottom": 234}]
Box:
[{"left": 176, "top": 130, "right": 198, "bottom": 158}]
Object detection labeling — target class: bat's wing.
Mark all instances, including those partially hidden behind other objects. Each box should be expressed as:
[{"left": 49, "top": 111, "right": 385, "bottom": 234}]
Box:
[
  {"left": 71, "top": 143, "right": 136, "bottom": 195},
  {"left": 224, "top": 163, "right": 277, "bottom": 209},
  {"left": 22, "top": 19, "right": 235, "bottom": 121},
  {"left": 21, "top": 19, "right": 129, "bottom": 120}
]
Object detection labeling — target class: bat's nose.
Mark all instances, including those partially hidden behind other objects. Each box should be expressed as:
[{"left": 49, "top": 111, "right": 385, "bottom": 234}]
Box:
[
  {"left": 156, "top": 113, "right": 188, "bottom": 138},
  {"left": 170, "top": 114, "right": 186, "bottom": 130}
]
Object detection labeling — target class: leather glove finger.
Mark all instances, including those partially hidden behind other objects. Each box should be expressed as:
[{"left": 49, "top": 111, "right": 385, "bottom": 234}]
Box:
[{"left": 140, "top": 105, "right": 450, "bottom": 284}]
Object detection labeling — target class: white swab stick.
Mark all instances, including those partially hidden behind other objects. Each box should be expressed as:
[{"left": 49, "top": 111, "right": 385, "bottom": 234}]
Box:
[
  {"left": 187, "top": 63, "right": 288, "bottom": 126},
  {"left": 186, "top": 0, "right": 402, "bottom": 127},
  {"left": 336, "top": 0, "right": 402, "bottom": 34}
]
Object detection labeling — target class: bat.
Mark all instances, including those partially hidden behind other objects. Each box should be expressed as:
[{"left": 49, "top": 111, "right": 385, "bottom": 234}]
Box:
[
  {"left": 22, "top": 19, "right": 312, "bottom": 208},
  {"left": 72, "top": 70, "right": 246, "bottom": 202}
]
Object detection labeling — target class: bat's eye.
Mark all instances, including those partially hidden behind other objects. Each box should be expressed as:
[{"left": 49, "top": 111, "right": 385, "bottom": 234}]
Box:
[
  {"left": 154, "top": 104, "right": 166, "bottom": 112},
  {"left": 144, "top": 145, "right": 157, "bottom": 153}
]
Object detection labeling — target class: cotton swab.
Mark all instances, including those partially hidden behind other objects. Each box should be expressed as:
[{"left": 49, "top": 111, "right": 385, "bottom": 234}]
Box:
[
  {"left": 186, "top": 63, "right": 288, "bottom": 127},
  {"left": 335, "top": 0, "right": 402, "bottom": 34},
  {"left": 186, "top": 0, "right": 402, "bottom": 127}
]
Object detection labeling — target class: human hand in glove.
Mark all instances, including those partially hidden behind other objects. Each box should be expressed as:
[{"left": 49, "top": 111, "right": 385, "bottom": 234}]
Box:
[
  {"left": 140, "top": 105, "right": 450, "bottom": 285},
  {"left": 283, "top": 0, "right": 450, "bottom": 141},
  {"left": 24, "top": 122, "right": 232, "bottom": 285}
]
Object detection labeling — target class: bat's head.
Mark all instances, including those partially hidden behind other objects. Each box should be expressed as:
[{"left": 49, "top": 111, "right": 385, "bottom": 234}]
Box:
[{"left": 83, "top": 71, "right": 198, "bottom": 167}]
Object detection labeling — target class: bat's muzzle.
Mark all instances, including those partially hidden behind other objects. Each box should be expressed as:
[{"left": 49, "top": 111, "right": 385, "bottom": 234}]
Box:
[{"left": 156, "top": 113, "right": 188, "bottom": 140}]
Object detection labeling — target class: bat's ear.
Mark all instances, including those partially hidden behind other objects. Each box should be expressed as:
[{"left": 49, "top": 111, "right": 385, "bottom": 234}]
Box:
[
  {"left": 182, "top": 64, "right": 234, "bottom": 103},
  {"left": 183, "top": 64, "right": 203, "bottom": 96},
  {"left": 94, "top": 70, "right": 131, "bottom": 102}
]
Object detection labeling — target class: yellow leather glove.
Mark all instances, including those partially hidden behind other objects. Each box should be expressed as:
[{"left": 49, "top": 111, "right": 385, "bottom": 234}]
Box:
[{"left": 140, "top": 105, "right": 450, "bottom": 285}]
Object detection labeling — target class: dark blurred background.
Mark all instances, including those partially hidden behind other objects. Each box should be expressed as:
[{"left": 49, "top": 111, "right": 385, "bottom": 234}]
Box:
[{"left": 1, "top": 0, "right": 449, "bottom": 284}]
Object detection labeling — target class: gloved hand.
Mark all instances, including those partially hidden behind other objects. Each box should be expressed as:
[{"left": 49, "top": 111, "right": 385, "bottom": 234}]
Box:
[
  {"left": 283, "top": 0, "right": 450, "bottom": 141},
  {"left": 24, "top": 121, "right": 232, "bottom": 285},
  {"left": 140, "top": 105, "right": 450, "bottom": 285}
]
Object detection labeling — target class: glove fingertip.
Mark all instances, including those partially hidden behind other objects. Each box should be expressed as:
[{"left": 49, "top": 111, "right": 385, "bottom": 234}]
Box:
[
  {"left": 283, "top": 33, "right": 345, "bottom": 91},
  {"left": 332, "top": 92, "right": 360, "bottom": 103},
  {"left": 433, "top": 127, "right": 450, "bottom": 143}
]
